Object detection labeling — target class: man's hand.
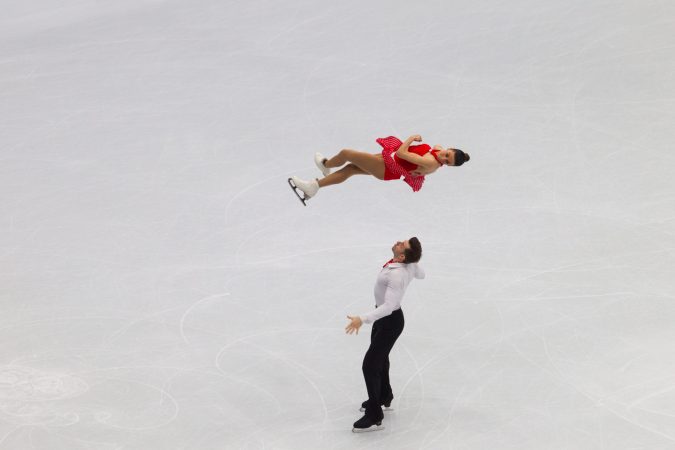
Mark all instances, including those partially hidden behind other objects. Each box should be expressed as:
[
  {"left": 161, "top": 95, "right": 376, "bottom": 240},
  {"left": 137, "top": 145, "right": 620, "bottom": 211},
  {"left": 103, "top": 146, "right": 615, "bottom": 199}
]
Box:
[
  {"left": 345, "top": 315, "right": 363, "bottom": 335},
  {"left": 408, "top": 134, "right": 422, "bottom": 142}
]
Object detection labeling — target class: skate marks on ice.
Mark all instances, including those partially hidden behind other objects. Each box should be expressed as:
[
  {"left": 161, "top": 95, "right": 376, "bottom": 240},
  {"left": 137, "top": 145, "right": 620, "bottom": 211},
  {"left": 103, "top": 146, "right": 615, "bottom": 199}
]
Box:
[
  {"left": 179, "top": 292, "right": 231, "bottom": 344},
  {"left": 0, "top": 365, "right": 88, "bottom": 426},
  {"left": 0, "top": 365, "right": 182, "bottom": 433}
]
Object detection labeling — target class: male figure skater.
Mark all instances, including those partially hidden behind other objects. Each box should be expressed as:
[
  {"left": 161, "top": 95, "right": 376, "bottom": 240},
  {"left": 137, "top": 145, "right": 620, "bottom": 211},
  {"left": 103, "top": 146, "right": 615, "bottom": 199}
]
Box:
[{"left": 345, "top": 237, "right": 424, "bottom": 432}]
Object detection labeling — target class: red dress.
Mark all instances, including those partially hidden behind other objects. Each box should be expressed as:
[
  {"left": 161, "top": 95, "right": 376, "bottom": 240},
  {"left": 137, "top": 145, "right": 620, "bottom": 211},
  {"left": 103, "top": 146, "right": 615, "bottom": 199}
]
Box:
[{"left": 376, "top": 136, "right": 440, "bottom": 192}]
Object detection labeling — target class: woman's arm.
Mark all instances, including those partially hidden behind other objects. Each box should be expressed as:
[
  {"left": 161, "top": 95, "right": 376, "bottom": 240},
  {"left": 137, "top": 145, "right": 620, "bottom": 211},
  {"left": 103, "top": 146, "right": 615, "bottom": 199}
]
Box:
[
  {"left": 396, "top": 135, "right": 437, "bottom": 170},
  {"left": 396, "top": 135, "right": 426, "bottom": 165}
]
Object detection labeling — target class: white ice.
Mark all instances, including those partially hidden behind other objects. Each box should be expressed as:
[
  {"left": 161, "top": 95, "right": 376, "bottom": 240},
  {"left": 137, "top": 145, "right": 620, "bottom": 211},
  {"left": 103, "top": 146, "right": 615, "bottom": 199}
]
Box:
[{"left": 2, "top": 0, "right": 675, "bottom": 449}]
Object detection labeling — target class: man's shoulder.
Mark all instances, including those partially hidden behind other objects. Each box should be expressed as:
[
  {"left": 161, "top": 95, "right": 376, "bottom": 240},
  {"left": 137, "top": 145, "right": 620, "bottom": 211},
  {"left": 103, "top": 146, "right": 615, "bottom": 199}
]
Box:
[
  {"left": 386, "top": 263, "right": 418, "bottom": 280},
  {"left": 384, "top": 262, "right": 421, "bottom": 275}
]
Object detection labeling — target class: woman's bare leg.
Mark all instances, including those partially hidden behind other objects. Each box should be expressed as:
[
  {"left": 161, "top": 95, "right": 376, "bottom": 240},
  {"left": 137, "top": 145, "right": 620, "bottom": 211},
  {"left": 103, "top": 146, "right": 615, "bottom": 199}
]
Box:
[
  {"left": 325, "top": 149, "right": 385, "bottom": 179},
  {"left": 318, "top": 164, "right": 367, "bottom": 188}
]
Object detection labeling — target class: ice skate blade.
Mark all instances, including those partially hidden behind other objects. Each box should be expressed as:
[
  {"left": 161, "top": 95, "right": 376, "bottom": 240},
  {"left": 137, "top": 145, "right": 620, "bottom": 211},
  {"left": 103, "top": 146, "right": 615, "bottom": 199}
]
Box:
[
  {"left": 360, "top": 406, "right": 393, "bottom": 412},
  {"left": 352, "top": 423, "right": 384, "bottom": 433},
  {"left": 287, "top": 178, "right": 308, "bottom": 206}
]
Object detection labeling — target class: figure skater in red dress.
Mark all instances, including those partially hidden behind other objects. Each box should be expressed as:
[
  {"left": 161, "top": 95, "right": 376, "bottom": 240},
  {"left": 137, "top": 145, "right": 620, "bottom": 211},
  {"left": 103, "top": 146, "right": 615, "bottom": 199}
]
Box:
[{"left": 288, "top": 135, "right": 470, "bottom": 204}]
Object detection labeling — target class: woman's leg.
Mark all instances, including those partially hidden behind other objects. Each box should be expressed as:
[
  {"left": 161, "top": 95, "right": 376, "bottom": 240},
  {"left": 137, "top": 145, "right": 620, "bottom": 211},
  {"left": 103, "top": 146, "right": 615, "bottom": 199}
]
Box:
[
  {"left": 325, "top": 149, "right": 385, "bottom": 179},
  {"left": 318, "top": 164, "right": 367, "bottom": 188}
]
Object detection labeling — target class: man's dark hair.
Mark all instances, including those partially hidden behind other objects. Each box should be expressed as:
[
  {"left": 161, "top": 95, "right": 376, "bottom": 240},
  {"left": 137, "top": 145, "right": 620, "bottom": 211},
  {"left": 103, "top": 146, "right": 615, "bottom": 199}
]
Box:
[{"left": 403, "top": 237, "right": 422, "bottom": 263}]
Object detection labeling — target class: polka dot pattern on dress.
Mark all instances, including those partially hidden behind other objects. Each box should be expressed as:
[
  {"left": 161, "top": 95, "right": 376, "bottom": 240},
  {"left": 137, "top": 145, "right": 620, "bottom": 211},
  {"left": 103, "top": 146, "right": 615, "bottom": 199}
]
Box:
[{"left": 376, "top": 136, "right": 426, "bottom": 192}]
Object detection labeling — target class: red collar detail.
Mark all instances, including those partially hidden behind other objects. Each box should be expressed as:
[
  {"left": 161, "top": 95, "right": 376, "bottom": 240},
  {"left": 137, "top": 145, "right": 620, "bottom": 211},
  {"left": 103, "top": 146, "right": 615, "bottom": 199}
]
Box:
[
  {"left": 430, "top": 149, "right": 443, "bottom": 166},
  {"left": 383, "top": 259, "right": 394, "bottom": 267}
]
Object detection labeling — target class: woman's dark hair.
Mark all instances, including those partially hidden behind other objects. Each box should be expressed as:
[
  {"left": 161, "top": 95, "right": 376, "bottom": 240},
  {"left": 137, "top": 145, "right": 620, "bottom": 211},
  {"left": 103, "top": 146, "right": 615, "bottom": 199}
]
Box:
[
  {"left": 404, "top": 237, "right": 422, "bottom": 263},
  {"left": 453, "top": 149, "right": 470, "bottom": 166}
]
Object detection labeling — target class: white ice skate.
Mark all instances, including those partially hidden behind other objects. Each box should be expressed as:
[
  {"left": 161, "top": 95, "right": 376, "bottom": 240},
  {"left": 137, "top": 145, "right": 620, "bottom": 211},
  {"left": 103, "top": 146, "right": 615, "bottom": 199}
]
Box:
[
  {"left": 314, "top": 153, "right": 331, "bottom": 176},
  {"left": 288, "top": 176, "right": 319, "bottom": 206}
]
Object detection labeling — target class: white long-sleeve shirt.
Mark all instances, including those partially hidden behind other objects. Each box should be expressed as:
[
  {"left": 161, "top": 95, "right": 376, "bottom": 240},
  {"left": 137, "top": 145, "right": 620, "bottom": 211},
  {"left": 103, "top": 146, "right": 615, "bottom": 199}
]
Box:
[{"left": 360, "top": 262, "right": 425, "bottom": 324}]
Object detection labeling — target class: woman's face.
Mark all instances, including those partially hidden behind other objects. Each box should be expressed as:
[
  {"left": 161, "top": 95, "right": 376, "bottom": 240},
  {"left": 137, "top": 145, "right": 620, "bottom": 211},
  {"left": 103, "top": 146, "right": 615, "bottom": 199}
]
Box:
[{"left": 441, "top": 149, "right": 455, "bottom": 166}]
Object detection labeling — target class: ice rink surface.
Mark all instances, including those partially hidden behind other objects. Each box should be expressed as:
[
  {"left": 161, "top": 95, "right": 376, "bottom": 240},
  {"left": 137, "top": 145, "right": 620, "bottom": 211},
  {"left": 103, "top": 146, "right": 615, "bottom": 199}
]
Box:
[{"left": 2, "top": 0, "right": 675, "bottom": 448}]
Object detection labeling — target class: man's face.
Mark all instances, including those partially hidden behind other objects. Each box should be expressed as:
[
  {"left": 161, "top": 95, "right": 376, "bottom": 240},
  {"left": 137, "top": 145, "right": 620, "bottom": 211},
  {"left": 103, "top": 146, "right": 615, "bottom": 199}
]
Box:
[{"left": 392, "top": 240, "right": 411, "bottom": 261}]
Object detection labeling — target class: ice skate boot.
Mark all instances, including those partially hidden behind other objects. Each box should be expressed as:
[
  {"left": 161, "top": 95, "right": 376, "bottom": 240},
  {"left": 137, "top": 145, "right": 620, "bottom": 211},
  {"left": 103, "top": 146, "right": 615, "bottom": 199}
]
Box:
[
  {"left": 360, "top": 399, "right": 393, "bottom": 412},
  {"left": 352, "top": 415, "right": 384, "bottom": 433},
  {"left": 288, "top": 176, "right": 319, "bottom": 206},
  {"left": 314, "top": 153, "right": 331, "bottom": 176}
]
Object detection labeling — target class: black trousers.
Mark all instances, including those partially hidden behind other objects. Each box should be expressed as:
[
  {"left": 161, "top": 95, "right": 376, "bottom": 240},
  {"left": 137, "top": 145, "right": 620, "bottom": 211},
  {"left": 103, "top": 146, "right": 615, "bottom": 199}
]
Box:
[{"left": 362, "top": 308, "right": 404, "bottom": 421}]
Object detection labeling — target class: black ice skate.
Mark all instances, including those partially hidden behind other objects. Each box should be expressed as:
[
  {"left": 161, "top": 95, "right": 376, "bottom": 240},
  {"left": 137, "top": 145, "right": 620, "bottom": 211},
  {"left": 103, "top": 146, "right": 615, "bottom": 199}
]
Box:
[
  {"left": 352, "top": 415, "right": 384, "bottom": 433},
  {"left": 360, "top": 399, "right": 393, "bottom": 412}
]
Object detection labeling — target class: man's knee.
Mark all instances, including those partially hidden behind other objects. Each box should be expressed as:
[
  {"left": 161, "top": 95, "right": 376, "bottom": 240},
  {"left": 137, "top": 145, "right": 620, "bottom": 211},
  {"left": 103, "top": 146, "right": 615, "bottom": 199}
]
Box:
[{"left": 362, "top": 356, "right": 383, "bottom": 374}]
